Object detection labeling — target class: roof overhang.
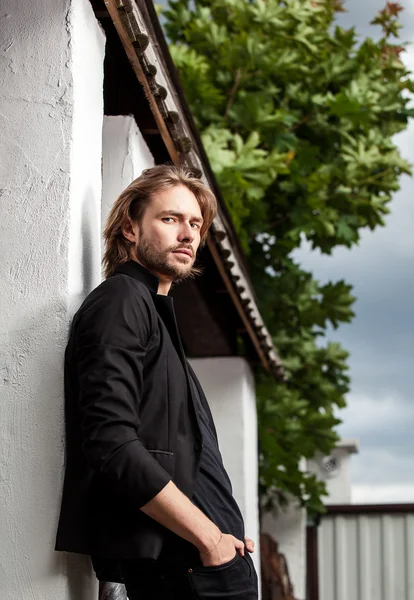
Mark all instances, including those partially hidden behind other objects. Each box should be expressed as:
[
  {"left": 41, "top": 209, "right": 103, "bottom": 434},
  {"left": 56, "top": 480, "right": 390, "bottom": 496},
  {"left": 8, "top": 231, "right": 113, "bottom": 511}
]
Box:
[
  {"left": 94, "top": 0, "right": 285, "bottom": 380},
  {"left": 335, "top": 439, "right": 359, "bottom": 454}
]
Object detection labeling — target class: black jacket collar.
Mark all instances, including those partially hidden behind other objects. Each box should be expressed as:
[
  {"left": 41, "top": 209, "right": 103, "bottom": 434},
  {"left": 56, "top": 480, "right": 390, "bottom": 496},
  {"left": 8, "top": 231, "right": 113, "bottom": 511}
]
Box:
[
  {"left": 113, "top": 260, "right": 160, "bottom": 295},
  {"left": 113, "top": 259, "right": 189, "bottom": 378},
  {"left": 112, "top": 261, "right": 196, "bottom": 429}
]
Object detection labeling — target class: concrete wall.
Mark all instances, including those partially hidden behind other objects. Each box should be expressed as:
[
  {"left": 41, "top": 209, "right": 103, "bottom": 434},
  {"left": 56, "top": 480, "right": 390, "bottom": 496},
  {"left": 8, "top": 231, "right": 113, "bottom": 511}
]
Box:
[
  {"left": 261, "top": 443, "right": 359, "bottom": 599},
  {"left": 68, "top": 0, "right": 105, "bottom": 314},
  {"left": 189, "top": 357, "right": 262, "bottom": 590},
  {"left": 0, "top": 1, "right": 104, "bottom": 598},
  {"left": 0, "top": 4, "right": 261, "bottom": 599},
  {"left": 307, "top": 445, "right": 356, "bottom": 505},
  {"left": 262, "top": 503, "right": 307, "bottom": 600},
  {"left": 102, "top": 115, "right": 155, "bottom": 232}
]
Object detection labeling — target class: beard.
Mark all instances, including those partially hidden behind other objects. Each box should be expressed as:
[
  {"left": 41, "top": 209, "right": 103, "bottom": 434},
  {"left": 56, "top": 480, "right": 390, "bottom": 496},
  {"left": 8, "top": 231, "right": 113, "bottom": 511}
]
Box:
[{"left": 135, "top": 233, "right": 198, "bottom": 283}]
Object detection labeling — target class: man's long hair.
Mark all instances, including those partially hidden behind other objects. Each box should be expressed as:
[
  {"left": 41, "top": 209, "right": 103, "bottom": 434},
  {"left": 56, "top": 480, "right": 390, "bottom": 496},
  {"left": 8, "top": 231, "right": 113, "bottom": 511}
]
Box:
[{"left": 102, "top": 164, "right": 218, "bottom": 279}]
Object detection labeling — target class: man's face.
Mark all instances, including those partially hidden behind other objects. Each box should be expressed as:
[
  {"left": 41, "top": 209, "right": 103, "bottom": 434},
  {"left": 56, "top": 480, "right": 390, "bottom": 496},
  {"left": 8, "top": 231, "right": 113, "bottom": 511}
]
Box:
[{"left": 134, "top": 184, "right": 203, "bottom": 282}]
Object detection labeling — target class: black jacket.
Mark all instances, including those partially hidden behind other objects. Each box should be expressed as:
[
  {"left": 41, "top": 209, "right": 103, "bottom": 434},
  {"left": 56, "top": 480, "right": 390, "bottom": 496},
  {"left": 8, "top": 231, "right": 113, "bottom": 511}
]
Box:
[{"left": 55, "top": 261, "right": 217, "bottom": 559}]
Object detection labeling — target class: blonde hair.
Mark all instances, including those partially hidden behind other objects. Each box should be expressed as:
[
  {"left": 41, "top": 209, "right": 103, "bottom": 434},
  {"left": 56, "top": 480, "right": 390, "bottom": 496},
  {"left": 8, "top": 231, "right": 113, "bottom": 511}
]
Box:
[{"left": 102, "top": 164, "right": 217, "bottom": 279}]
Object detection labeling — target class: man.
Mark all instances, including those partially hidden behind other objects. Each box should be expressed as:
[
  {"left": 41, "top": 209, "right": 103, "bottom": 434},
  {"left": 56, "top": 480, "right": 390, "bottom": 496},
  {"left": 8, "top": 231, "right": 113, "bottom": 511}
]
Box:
[{"left": 56, "top": 164, "right": 259, "bottom": 599}]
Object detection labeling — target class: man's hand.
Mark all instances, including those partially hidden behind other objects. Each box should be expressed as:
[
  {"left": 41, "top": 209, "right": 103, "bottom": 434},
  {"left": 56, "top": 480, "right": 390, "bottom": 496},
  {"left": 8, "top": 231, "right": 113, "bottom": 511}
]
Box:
[
  {"left": 141, "top": 481, "right": 256, "bottom": 570},
  {"left": 200, "top": 533, "right": 245, "bottom": 567}
]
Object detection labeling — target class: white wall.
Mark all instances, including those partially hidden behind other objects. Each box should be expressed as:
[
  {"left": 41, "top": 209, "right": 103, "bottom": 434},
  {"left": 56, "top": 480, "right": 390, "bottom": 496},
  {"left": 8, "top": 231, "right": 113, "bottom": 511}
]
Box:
[
  {"left": 102, "top": 115, "right": 155, "bottom": 231},
  {"left": 68, "top": 0, "right": 106, "bottom": 314},
  {"left": 189, "top": 357, "right": 261, "bottom": 590},
  {"left": 0, "top": 1, "right": 104, "bottom": 598},
  {"left": 261, "top": 442, "right": 359, "bottom": 600},
  {"left": 261, "top": 502, "right": 307, "bottom": 600},
  {"left": 307, "top": 446, "right": 356, "bottom": 505}
]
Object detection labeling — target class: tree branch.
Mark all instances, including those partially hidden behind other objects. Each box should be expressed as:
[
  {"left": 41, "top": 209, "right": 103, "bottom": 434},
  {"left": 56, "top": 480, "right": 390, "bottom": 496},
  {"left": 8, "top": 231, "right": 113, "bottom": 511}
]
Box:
[
  {"left": 225, "top": 68, "right": 243, "bottom": 121},
  {"left": 288, "top": 115, "right": 311, "bottom": 131}
]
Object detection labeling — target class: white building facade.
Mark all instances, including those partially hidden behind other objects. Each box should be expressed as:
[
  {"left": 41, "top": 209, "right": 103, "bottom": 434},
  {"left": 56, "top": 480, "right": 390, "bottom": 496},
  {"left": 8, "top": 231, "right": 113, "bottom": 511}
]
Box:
[
  {"left": 0, "top": 2, "right": 262, "bottom": 598},
  {"left": 261, "top": 440, "right": 359, "bottom": 600},
  {"left": 1, "top": 1, "right": 105, "bottom": 598}
]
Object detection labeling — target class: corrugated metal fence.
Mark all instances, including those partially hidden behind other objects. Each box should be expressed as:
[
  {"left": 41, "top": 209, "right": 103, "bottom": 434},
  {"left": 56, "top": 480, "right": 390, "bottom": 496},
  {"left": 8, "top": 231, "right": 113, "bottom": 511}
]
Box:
[{"left": 315, "top": 505, "right": 414, "bottom": 600}]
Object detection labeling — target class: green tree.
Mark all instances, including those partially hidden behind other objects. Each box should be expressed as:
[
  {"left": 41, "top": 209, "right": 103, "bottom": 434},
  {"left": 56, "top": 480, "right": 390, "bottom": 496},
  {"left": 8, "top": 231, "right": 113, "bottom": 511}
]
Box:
[{"left": 163, "top": 0, "right": 414, "bottom": 512}]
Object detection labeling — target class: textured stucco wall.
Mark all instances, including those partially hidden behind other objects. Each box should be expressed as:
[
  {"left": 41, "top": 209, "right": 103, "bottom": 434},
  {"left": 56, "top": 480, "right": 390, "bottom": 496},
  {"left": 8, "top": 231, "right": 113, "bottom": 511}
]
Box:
[
  {"left": 68, "top": 0, "right": 105, "bottom": 314},
  {"left": 101, "top": 115, "right": 155, "bottom": 233},
  {"left": 0, "top": 1, "right": 104, "bottom": 598},
  {"left": 189, "top": 357, "right": 261, "bottom": 593}
]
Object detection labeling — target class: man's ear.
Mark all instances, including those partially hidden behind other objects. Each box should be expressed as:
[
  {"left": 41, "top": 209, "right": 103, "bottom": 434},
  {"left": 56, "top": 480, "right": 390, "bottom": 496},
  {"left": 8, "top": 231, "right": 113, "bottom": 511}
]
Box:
[{"left": 122, "top": 218, "right": 138, "bottom": 243}]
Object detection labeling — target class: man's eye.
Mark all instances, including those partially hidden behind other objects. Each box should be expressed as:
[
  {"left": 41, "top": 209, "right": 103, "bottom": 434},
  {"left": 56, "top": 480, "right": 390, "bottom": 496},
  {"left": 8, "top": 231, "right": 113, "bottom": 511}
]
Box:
[
  {"left": 191, "top": 223, "right": 200, "bottom": 229},
  {"left": 162, "top": 217, "right": 175, "bottom": 223}
]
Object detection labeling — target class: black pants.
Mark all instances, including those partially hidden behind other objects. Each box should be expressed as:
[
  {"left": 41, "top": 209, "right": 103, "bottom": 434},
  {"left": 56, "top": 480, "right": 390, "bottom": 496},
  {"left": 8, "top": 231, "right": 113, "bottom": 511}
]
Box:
[{"left": 119, "top": 551, "right": 259, "bottom": 600}]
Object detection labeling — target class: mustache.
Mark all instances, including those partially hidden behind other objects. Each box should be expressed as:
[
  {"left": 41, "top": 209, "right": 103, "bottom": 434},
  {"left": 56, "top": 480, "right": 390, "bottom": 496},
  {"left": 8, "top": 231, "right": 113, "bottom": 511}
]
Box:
[{"left": 170, "top": 244, "right": 194, "bottom": 257}]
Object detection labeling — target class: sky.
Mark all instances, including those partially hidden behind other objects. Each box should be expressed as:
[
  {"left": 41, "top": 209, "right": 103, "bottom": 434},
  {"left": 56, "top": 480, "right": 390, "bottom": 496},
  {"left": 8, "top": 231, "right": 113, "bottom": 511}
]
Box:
[{"left": 295, "top": 0, "right": 414, "bottom": 504}]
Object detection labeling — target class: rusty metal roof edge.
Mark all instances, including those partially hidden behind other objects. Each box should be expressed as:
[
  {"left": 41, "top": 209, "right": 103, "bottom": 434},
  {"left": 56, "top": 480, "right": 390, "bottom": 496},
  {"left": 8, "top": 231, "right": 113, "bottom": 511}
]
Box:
[{"left": 104, "top": 0, "right": 285, "bottom": 381}]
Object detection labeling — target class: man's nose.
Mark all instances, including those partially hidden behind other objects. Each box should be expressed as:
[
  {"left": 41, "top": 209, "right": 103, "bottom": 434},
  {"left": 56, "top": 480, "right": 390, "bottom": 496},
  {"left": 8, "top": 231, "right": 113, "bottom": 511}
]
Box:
[{"left": 178, "top": 223, "right": 195, "bottom": 243}]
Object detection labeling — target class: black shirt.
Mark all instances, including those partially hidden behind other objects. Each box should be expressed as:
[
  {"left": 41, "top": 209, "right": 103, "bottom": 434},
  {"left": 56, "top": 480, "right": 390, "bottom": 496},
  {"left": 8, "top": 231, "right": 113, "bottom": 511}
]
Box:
[
  {"left": 190, "top": 375, "right": 245, "bottom": 541},
  {"left": 56, "top": 261, "right": 202, "bottom": 560}
]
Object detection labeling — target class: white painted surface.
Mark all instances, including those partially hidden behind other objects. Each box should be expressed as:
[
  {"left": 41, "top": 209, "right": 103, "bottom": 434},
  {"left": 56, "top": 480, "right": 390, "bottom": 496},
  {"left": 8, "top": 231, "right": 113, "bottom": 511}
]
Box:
[
  {"left": 319, "top": 511, "right": 414, "bottom": 600},
  {"left": 0, "top": 1, "right": 104, "bottom": 598},
  {"left": 261, "top": 502, "right": 307, "bottom": 600},
  {"left": 68, "top": 0, "right": 105, "bottom": 314},
  {"left": 261, "top": 440, "right": 359, "bottom": 599},
  {"left": 307, "top": 441, "right": 358, "bottom": 505},
  {"left": 189, "top": 357, "right": 262, "bottom": 593},
  {"left": 101, "top": 115, "right": 155, "bottom": 232}
]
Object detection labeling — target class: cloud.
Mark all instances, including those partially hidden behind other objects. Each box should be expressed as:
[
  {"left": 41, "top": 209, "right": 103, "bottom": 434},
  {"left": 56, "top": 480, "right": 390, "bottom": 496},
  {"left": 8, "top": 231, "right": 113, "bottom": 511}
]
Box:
[
  {"left": 339, "top": 391, "right": 414, "bottom": 435},
  {"left": 294, "top": 115, "right": 414, "bottom": 274},
  {"left": 294, "top": 162, "right": 414, "bottom": 400},
  {"left": 352, "top": 484, "right": 414, "bottom": 503},
  {"left": 293, "top": 4, "right": 414, "bottom": 502},
  {"left": 338, "top": 393, "right": 414, "bottom": 481},
  {"left": 293, "top": 70, "right": 414, "bottom": 397},
  {"left": 337, "top": 0, "right": 414, "bottom": 39}
]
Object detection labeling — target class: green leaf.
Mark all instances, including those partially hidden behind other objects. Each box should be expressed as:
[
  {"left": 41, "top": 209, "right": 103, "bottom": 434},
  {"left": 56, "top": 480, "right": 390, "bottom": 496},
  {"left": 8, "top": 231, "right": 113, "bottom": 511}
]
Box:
[{"left": 164, "top": 0, "right": 413, "bottom": 512}]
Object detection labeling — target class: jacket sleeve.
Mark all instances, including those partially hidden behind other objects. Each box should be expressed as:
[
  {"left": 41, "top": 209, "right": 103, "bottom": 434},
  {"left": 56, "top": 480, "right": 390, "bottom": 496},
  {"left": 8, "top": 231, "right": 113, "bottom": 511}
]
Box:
[{"left": 74, "top": 277, "right": 171, "bottom": 508}]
